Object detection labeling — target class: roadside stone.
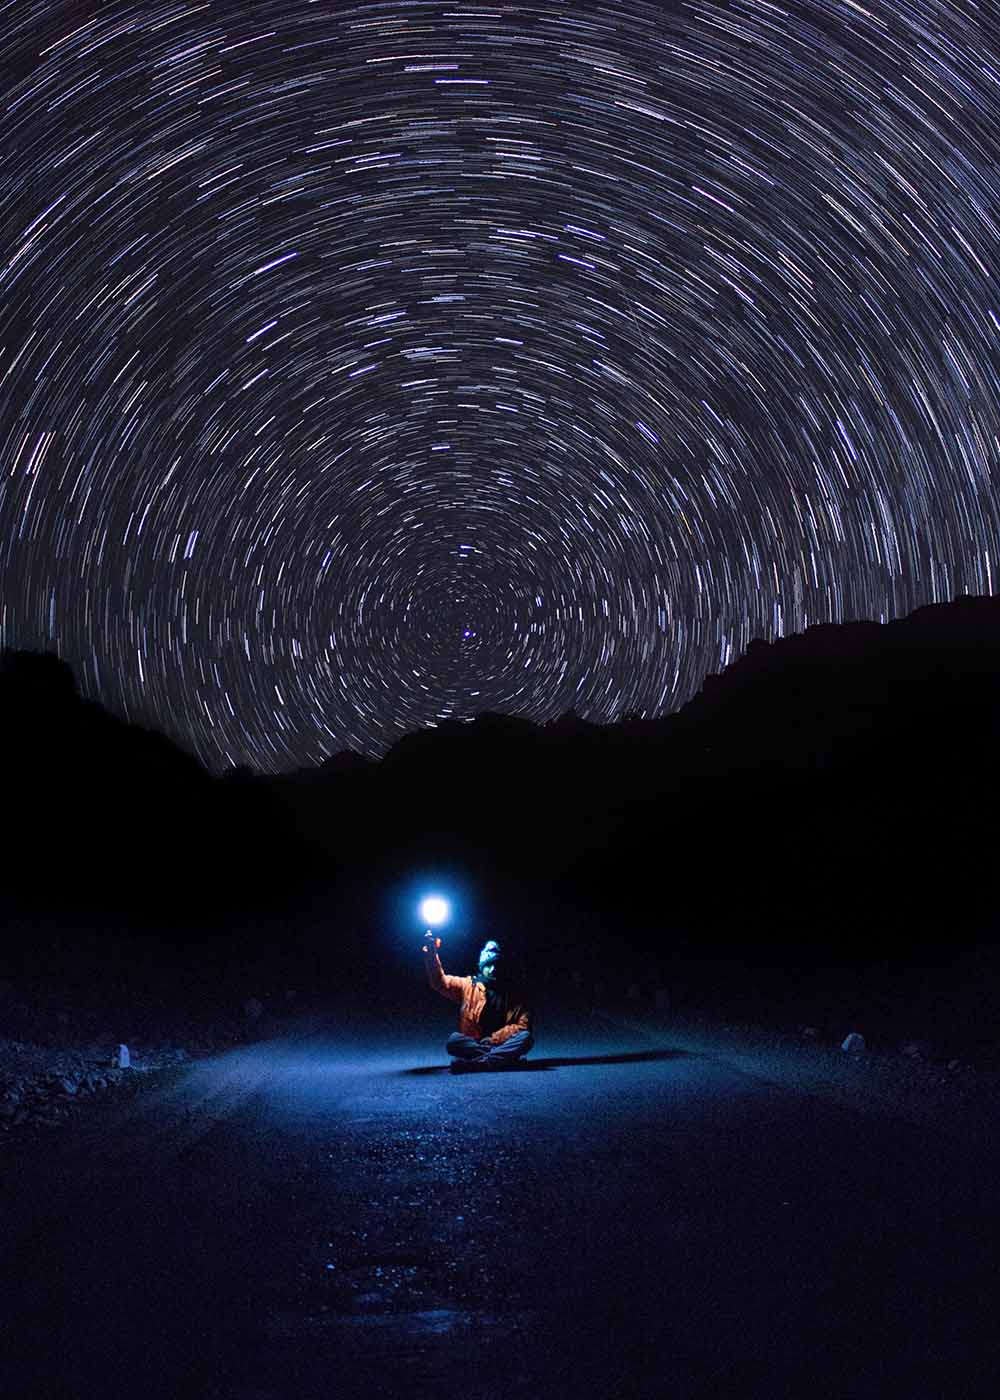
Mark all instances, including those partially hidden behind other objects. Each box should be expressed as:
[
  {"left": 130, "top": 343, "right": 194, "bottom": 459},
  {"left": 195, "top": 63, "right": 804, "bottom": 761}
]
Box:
[
  {"left": 801, "top": 1026, "right": 820, "bottom": 1039},
  {"left": 899, "top": 1039, "right": 931, "bottom": 1060},
  {"left": 841, "top": 1032, "right": 866, "bottom": 1054}
]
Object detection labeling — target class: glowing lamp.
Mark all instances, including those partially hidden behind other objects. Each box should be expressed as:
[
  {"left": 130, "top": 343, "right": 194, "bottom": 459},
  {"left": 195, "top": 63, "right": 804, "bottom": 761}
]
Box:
[{"left": 420, "top": 895, "right": 449, "bottom": 927}]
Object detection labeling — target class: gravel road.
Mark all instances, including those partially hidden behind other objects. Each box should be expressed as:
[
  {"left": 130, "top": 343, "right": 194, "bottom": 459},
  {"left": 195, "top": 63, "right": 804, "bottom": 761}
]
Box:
[{"left": 2, "top": 1002, "right": 998, "bottom": 1399}]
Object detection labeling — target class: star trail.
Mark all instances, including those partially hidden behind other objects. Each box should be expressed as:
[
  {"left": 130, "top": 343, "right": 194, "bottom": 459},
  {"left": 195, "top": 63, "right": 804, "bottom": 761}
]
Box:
[{"left": 1, "top": 0, "right": 999, "bottom": 772}]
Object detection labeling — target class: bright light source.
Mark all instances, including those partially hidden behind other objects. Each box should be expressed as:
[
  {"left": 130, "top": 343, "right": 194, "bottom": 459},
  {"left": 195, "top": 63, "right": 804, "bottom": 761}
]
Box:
[{"left": 420, "top": 895, "right": 449, "bottom": 927}]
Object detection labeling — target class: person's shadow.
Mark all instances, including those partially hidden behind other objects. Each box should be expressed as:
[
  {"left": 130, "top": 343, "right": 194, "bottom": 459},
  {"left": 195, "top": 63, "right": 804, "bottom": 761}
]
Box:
[{"left": 402, "top": 1048, "right": 688, "bottom": 1075}]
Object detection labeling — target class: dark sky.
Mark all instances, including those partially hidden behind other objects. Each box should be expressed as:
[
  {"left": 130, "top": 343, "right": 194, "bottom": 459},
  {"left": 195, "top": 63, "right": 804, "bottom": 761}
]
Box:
[{"left": 1, "top": 0, "right": 998, "bottom": 772}]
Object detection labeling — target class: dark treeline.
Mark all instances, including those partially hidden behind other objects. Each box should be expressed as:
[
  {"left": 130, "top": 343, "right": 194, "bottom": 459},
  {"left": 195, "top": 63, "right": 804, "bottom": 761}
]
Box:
[{"left": 2, "top": 596, "right": 999, "bottom": 1039}]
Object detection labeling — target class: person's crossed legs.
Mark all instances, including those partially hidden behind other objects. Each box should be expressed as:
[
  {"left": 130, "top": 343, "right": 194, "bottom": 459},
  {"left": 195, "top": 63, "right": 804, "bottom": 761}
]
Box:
[
  {"left": 446, "top": 1030, "right": 535, "bottom": 1069},
  {"left": 487, "top": 1030, "right": 534, "bottom": 1062},
  {"left": 446, "top": 1032, "right": 490, "bottom": 1062}
]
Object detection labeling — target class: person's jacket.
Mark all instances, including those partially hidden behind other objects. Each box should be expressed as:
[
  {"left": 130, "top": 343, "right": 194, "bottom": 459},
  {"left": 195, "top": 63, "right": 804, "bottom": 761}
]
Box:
[{"left": 423, "top": 949, "right": 532, "bottom": 1044}]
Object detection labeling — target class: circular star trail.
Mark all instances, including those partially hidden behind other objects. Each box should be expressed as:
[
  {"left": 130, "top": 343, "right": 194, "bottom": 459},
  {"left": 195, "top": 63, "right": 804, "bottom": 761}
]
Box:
[{"left": 2, "top": 0, "right": 999, "bottom": 771}]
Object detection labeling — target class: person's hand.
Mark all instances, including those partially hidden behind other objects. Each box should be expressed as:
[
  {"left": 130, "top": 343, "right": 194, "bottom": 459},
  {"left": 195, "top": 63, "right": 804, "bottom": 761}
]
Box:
[
  {"left": 479, "top": 1036, "right": 494, "bottom": 1049},
  {"left": 422, "top": 932, "right": 440, "bottom": 954}
]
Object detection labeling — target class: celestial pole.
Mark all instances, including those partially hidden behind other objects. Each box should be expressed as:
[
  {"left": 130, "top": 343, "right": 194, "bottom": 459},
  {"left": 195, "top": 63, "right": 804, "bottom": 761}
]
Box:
[{"left": 1, "top": 0, "right": 998, "bottom": 771}]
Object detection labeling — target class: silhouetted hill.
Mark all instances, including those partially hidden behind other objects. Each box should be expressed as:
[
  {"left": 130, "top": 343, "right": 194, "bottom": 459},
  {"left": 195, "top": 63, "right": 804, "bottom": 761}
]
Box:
[
  {"left": 0, "top": 649, "right": 299, "bottom": 926},
  {"left": 675, "top": 596, "right": 1000, "bottom": 780},
  {"left": 265, "top": 595, "right": 1000, "bottom": 992},
  {"left": 3, "top": 597, "right": 1000, "bottom": 1005},
  {"left": 318, "top": 750, "right": 375, "bottom": 778}
]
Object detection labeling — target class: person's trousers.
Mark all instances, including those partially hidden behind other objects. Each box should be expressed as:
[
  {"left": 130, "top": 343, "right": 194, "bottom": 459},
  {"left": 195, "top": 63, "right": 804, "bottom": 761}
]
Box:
[{"left": 446, "top": 1031, "right": 535, "bottom": 1063}]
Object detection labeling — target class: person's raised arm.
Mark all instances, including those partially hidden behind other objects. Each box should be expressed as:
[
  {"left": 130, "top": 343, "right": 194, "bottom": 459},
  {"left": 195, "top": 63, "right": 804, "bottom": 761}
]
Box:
[{"left": 422, "top": 934, "right": 465, "bottom": 1003}]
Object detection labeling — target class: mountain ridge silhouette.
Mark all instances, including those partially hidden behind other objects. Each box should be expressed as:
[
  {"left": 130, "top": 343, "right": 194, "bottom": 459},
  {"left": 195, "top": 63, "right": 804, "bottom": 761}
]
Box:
[{"left": 2, "top": 595, "right": 998, "bottom": 975}]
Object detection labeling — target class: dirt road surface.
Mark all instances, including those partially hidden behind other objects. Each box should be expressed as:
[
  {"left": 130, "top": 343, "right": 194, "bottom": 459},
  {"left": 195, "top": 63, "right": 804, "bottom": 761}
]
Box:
[{"left": 2, "top": 1003, "right": 998, "bottom": 1399}]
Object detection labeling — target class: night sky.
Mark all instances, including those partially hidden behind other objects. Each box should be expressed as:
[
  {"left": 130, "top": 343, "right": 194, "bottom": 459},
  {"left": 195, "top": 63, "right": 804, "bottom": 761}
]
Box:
[{"left": 2, "top": 0, "right": 998, "bottom": 773}]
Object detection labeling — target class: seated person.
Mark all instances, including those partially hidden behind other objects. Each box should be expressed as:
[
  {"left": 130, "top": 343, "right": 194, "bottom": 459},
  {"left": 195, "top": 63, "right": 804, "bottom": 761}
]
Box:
[{"left": 422, "top": 932, "right": 534, "bottom": 1071}]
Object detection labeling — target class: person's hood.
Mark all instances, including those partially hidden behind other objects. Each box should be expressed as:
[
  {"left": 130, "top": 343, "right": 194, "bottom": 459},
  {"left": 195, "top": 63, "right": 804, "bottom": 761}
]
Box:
[{"left": 477, "top": 940, "right": 502, "bottom": 979}]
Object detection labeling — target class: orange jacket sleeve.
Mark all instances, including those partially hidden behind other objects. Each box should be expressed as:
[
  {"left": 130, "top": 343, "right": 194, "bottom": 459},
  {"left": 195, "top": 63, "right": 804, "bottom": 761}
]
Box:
[{"left": 423, "top": 948, "right": 467, "bottom": 1004}]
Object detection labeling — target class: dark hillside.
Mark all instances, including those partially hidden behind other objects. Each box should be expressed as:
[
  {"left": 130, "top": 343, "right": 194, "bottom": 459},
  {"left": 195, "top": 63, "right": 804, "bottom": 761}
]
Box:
[{"left": 2, "top": 597, "right": 999, "bottom": 1044}]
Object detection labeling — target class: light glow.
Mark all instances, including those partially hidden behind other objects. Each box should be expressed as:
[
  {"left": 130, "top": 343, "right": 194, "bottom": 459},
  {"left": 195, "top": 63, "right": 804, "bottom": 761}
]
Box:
[{"left": 419, "top": 895, "right": 449, "bottom": 927}]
